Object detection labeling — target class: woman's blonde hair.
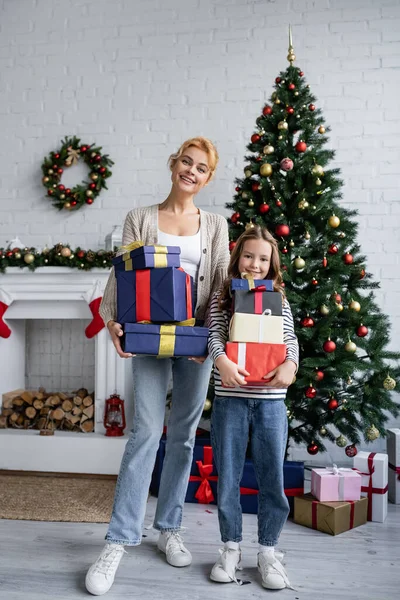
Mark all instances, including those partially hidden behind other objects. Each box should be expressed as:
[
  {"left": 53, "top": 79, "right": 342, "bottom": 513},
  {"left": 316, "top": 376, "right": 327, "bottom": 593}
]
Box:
[
  {"left": 219, "top": 225, "right": 284, "bottom": 311},
  {"left": 168, "top": 137, "right": 219, "bottom": 181}
]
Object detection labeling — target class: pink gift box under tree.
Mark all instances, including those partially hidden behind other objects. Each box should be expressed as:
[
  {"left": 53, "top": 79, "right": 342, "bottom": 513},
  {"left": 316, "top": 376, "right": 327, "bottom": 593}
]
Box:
[{"left": 311, "top": 465, "right": 362, "bottom": 502}]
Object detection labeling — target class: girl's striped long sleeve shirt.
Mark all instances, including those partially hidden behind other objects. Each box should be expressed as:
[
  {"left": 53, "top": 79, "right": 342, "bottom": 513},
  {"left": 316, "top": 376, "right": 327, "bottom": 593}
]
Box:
[{"left": 207, "top": 292, "right": 299, "bottom": 400}]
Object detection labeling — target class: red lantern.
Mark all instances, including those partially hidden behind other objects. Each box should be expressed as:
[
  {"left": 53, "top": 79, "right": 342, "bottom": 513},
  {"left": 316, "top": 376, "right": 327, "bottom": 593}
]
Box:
[
  {"left": 275, "top": 224, "right": 290, "bottom": 237},
  {"left": 327, "top": 398, "right": 338, "bottom": 410},
  {"left": 251, "top": 133, "right": 261, "bottom": 143},
  {"left": 323, "top": 339, "right": 336, "bottom": 353},
  {"left": 263, "top": 105, "right": 272, "bottom": 116},
  {"left": 103, "top": 394, "right": 126, "bottom": 437},
  {"left": 295, "top": 141, "right": 307, "bottom": 153},
  {"left": 343, "top": 252, "right": 353, "bottom": 265}
]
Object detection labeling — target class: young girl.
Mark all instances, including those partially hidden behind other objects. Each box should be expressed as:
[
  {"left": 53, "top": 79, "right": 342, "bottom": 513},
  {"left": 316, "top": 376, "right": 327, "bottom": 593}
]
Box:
[{"left": 207, "top": 225, "right": 298, "bottom": 590}]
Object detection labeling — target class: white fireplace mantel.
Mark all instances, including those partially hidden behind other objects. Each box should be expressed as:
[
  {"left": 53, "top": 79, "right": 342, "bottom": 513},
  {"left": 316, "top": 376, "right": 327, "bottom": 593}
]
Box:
[{"left": 0, "top": 267, "right": 130, "bottom": 474}]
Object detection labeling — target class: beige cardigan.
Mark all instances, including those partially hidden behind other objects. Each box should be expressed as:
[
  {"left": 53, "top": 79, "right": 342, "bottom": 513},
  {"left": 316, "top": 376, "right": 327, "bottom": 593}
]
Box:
[{"left": 99, "top": 204, "right": 230, "bottom": 325}]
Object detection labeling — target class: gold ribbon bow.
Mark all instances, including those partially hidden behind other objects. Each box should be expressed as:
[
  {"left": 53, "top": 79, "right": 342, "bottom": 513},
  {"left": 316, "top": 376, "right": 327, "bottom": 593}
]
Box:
[
  {"left": 120, "top": 242, "right": 169, "bottom": 269},
  {"left": 65, "top": 146, "right": 80, "bottom": 166},
  {"left": 241, "top": 272, "right": 255, "bottom": 290}
]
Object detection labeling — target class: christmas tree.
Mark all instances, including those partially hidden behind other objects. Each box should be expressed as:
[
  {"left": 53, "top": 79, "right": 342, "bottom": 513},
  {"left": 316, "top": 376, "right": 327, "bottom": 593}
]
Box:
[{"left": 226, "top": 28, "right": 400, "bottom": 458}]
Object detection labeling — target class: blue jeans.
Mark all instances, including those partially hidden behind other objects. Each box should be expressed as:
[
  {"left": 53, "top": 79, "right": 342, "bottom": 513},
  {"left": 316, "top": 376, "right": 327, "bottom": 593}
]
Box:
[
  {"left": 106, "top": 355, "right": 212, "bottom": 545},
  {"left": 211, "top": 396, "right": 289, "bottom": 546}
]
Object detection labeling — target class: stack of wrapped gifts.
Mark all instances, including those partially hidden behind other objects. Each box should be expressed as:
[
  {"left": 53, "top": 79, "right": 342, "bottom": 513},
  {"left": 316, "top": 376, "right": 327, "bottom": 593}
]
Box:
[
  {"left": 225, "top": 276, "right": 286, "bottom": 385},
  {"left": 112, "top": 242, "right": 209, "bottom": 357}
]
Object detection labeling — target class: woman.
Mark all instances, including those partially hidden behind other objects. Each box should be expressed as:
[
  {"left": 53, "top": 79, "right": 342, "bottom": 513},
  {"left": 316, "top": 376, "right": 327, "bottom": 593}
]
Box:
[{"left": 85, "top": 137, "right": 229, "bottom": 596}]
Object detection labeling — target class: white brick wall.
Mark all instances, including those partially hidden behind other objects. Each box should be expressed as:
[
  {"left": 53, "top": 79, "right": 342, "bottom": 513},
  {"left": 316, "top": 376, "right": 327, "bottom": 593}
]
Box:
[{"left": 1, "top": 0, "right": 399, "bottom": 462}]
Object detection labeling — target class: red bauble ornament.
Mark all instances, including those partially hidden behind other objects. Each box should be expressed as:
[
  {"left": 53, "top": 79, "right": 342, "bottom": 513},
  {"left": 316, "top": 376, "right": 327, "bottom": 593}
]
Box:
[
  {"left": 229, "top": 241, "right": 236, "bottom": 252},
  {"left": 356, "top": 325, "right": 368, "bottom": 337},
  {"left": 281, "top": 282, "right": 285, "bottom": 287},
  {"left": 328, "top": 244, "right": 338, "bottom": 255},
  {"left": 315, "top": 370, "right": 324, "bottom": 382},
  {"left": 343, "top": 252, "right": 353, "bottom": 265},
  {"left": 235, "top": 186, "right": 240, "bottom": 192},
  {"left": 280, "top": 158, "right": 294, "bottom": 171},
  {"left": 275, "top": 224, "right": 290, "bottom": 237},
  {"left": 47, "top": 189, "right": 54, "bottom": 196},
  {"left": 276, "top": 200, "right": 282, "bottom": 207},
  {"left": 70, "top": 200, "right": 77, "bottom": 206},
  {"left": 94, "top": 154, "right": 102, "bottom": 162},
  {"left": 57, "top": 168, "right": 63, "bottom": 175},
  {"left": 301, "top": 316, "right": 315, "bottom": 328},
  {"left": 231, "top": 212, "right": 240, "bottom": 223},
  {"left": 53, "top": 164, "right": 58, "bottom": 170},
  {"left": 305, "top": 386, "right": 317, "bottom": 399},
  {"left": 295, "top": 141, "right": 307, "bottom": 153},
  {"left": 322, "top": 256, "right": 328, "bottom": 268},
  {"left": 58, "top": 184, "right": 65, "bottom": 191},
  {"left": 311, "top": 278, "right": 318, "bottom": 286},
  {"left": 323, "top": 339, "right": 336, "bottom": 353},
  {"left": 12, "top": 247, "right": 20, "bottom": 254},
  {"left": 80, "top": 145, "right": 88, "bottom": 152},
  {"left": 309, "top": 104, "right": 316, "bottom": 111},
  {"left": 281, "top": 247, "right": 288, "bottom": 254},
  {"left": 307, "top": 443, "right": 319, "bottom": 455},
  {"left": 299, "top": 71, "right": 304, "bottom": 76},
  {"left": 54, "top": 153, "right": 60, "bottom": 159},
  {"left": 6, "top": 251, "right": 13, "bottom": 257},
  {"left": 259, "top": 203, "right": 270, "bottom": 214},
  {"left": 89, "top": 183, "right": 96, "bottom": 190},
  {"left": 328, "top": 398, "right": 339, "bottom": 410},
  {"left": 275, "top": 77, "right": 282, "bottom": 84},
  {"left": 86, "top": 198, "right": 94, "bottom": 205},
  {"left": 263, "top": 105, "right": 272, "bottom": 116},
  {"left": 282, "top": 265, "right": 288, "bottom": 271},
  {"left": 286, "top": 106, "right": 294, "bottom": 115},
  {"left": 77, "top": 250, "right": 85, "bottom": 259},
  {"left": 360, "top": 268, "right": 366, "bottom": 279},
  {"left": 288, "top": 83, "right": 295, "bottom": 90},
  {"left": 333, "top": 293, "right": 342, "bottom": 303},
  {"left": 99, "top": 167, "right": 106, "bottom": 174},
  {"left": 251, "top": 133, "right": 261, "bottom": 143},
  {"left": 252, "top": 182, "right": 260, "bottom": 192},
  {"left": 65, "top": 188, "right": 71, "bottom": 195},
  {"left": 345, "top": 444, "right": 358, "bottom": 458}
]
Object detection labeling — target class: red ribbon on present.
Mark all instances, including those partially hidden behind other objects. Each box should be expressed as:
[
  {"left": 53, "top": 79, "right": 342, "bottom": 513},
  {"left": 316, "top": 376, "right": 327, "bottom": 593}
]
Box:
[
  {"left": 356, "top": 452, "right": 388, "bottom": 521},
  {"left": 135, "top": 270, "right": 151, "bottom": 322},
  {"left": 240, "top": 487, "right": 259, "bottom": 496},
  {"left": 239, "top": 486, "right": 303, "bottom": 498},
  {"left": 250, "top": 286, "right": 267, "bottom": 314},
  {"left": 311, "top": 499, "right": 356, "bottom": 531},
  {"left": 189, "top": 446, "right": 218, "bottom": 504},
  {"left": 389, "top": 462, "right": 400, "bottom": 481},
  {"left": 177, "top": 268, "right": 193, "bottom": 319}
]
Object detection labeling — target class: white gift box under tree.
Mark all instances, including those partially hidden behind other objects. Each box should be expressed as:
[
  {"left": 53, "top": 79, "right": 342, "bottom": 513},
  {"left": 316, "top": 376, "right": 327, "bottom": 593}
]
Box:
[
  {"left": 387, "top": 428, "right": 400, "bottom": 504},
  {"left": 353, "top": 451, "right": 388, "bottom": 523}
]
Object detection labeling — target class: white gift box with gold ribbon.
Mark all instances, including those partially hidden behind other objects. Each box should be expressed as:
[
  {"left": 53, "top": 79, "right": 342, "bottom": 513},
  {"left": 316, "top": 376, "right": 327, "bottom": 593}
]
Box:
[{"left": 229, "top": 309, "right": 284, "bottom": 344}]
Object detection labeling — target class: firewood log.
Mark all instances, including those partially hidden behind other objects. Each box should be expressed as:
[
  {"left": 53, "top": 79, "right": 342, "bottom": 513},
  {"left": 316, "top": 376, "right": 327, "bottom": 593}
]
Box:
[
  {"left": 82, "top": 404, "right": 94, "bottom": 419},
  {"left": 81, "top": 419, "right": 94, "bottom": 433}
]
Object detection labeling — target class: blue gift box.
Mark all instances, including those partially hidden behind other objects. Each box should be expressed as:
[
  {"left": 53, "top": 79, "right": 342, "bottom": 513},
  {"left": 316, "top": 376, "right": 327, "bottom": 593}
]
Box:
[
  {"left": 113, "top": 244, "right": 181, "bottom": 270},
  {"left": 115, "top": 266, "right": 194, "bottom": 324},
  {"left": 123, "top": 322, "right": 209, "bottom": 357},
  {"left": 231, "top": 278, "right": 274, "bottom": 292},
  {"left": 240, "top": 459, "right": 304, "bottom": 516}
]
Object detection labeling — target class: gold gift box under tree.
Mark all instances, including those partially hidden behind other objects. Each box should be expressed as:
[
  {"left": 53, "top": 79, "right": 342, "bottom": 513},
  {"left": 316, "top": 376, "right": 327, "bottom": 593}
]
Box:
[{"left": 294, "top": 493, "right": 368, "bottom": 536}]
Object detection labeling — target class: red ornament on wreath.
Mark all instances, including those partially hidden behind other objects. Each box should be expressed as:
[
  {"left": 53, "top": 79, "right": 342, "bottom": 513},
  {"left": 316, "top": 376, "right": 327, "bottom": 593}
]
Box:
[
  {"left": 275, "top": 224, "right": 290, "bottom": 237},
  {"left": 235, "top": 186, "right": 241, "bottom": 192},
  {"left": 259, "top": 203, "right": 270, "bottom": 214},
  {"left": 345, "top": 444, "right": 358, "bottom": 458},
  {"left": 307, "top": 443, "right": 319, "bottom": 455},
  {"left": 295, "top": 141, "right": 307, "bottom": 153},
  {"left": 343, "top": 252, "right": 353, "bottom": 265},
  {"left": 328, "top": 398, "right": 339, "bottom": 410},
  {"left": 323, "top": 339, "right": 336, "bottom": 353},
  {"left": 305, "top": 386, "right": 317, "bottom": 399},
  {"left": 356, "top": 325, "right": 368, "bottom": 337},
  {"left": 251, "top": 133, "right": 261, "bottom": 143},
  {"left": 77, "top": 251, "right": 85, "bottom": 259},
  {"left": 263, "top": 105, "right": 272, "bottom": 116}
]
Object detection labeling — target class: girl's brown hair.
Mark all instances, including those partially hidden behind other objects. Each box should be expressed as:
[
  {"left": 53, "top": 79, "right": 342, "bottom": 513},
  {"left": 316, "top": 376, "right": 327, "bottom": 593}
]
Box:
[{"left": 219, "top": 225, "right": 284, "bottom": 311}]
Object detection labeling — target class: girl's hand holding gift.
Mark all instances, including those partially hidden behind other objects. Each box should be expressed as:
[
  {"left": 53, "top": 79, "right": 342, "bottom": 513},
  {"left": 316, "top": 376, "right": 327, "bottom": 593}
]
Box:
[
  {"left": 263, "top": 360, "right": 297, "bottom": 388},
  {"left": 107, "top": 320, "right": 135, "bottom": 359},
  {"left": 215, "top": 354, "right": 250, "bottom": 387}
]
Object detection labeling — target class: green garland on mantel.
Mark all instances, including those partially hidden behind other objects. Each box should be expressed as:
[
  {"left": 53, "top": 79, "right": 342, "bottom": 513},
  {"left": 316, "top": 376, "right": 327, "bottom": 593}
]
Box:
[{"left": 0, "top": 244, "right": 115, "bottom": 274}]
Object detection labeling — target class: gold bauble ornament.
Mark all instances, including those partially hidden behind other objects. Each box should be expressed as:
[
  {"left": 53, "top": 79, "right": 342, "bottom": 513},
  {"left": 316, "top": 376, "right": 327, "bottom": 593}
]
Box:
[
  {"left": 289, "top": 239, "right": 295, "bottom": 247},
  {"left": 312, "top": 165, "right": 324, "bottom": 176},
  {"left": 336, "top": 435, "right": 347, "bottom": 448},
  {"left": 203, "top": 399, "right": 212, "bottom": 411},
  {"left": 315, "top": 178, "right": 322, "bottom": 186},
  {"left": 48, "top": 169, "right": 54, "bottom": 175},
  {"left": 64, "top": 202, "right": 71, "bottom": 209},
  {"left": 60, "top": 194, "right": 65, "bottom": 200},
  {"left": 345, "top": 341, "right": 357, "bottom": 353},
  {"left": 60, "top": 247, "right": 72, "bottom": 258},
  {"left": 244, "top": 169, "right": 252, "bottom": 178},
  {"left": 277, "top": 121, "right": 288, "bottom": 130},
  {"left": 328, "top": 215, "right": 340, "bottom": 228},
  {"left": 383, "top": 375, "right": 396, "bottom": 390},
  {"left": 337, "top": 231, "right": 346, "bottom": 239},
  {"left": 366, "top": 425, "right": 380, "bottom": 441},
  {"left": 263, "top": 145, "right": 274, "bottom": 155},
  {"left": 14, "top": 252, "right": 21, "bottom": 259},
  {"left": 91, "top": 152, "right": 97, "bottom": 158},
  {"left": 293, "top": 256, "right": 305, "bottom": 270},
  {"left": 86, "top": 190, "right": 93, "bottom": 197},
  {"left": 275, "top": 98, "right": 281, "bottom": 104},
  {"left": 298, "top": 199, "right": 309, "bottom": 210},
  {"left": 246, "top": 221, "right": 255, "bottom": 229},
  {"left": 318, "top": 125, "right": 326, "bottom": 134},
  {"left": 294, "top": 91, "right": 299, "bottom": 96},
  {"left": 90, "top": 173, "right": 99, "bottom": 181},
  {"left": 278, "top": 135, "right": 283, "bottom": 140},
  {"left": 23, "top": 253, "right": 35, "bottom": 264},
  {"left": 336, "top": 303, "right": 344, "bottom": 312},
  {"left": 43, "top": 176, "right": 50, "bottom": 183},
  {"left": 242, "top": 191, "right": 249, "bottom": 200},
  {"left": 248, "top": 199, "right": 254, "bottom": 207},
  {"left": 244, "top": 165, "right": 252, "bottom": 175},
  {"left": 349, "top": 300, "right": 361, "bottom": 312},
  {"left": 52, "top": 184, "right": 57, "bottom": 188},
  {"left": 319, "top": 427, "right": 327, "bottom": 436},
  {"left": 304, "top": 231, "right": 311, "bottom": 240},
  {"left": 320, "top": 304, "right": 330, "bottom": 315},
  {"left": 260, "top": 163, "right": 273, "bottom": 177}
]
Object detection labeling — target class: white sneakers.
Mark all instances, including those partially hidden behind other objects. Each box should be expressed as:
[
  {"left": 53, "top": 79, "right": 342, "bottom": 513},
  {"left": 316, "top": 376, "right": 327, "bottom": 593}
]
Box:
[
  {"left": 210, "top": 545, "right": 292, "bottom": 590},
  {"left": 157, "top": 531, "right": 192, "bottom": 567},
  {"left": 85, "top": 542, "right": 126, "bottom": 596},
  {"left": 257, "top": 551, "right": 292, "bottom": 590},
  {"left": 210, "top": 546, "right": 242, "bottom": 584}
]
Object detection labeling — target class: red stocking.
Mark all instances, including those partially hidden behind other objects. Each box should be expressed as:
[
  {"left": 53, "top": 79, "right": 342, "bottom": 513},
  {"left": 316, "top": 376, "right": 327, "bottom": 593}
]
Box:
[
  {"left": 84, "top": 281, "right": 105, "bottom": 338},
  {"left": 0, "top": 289, "right": 13, "bottom": 339}
]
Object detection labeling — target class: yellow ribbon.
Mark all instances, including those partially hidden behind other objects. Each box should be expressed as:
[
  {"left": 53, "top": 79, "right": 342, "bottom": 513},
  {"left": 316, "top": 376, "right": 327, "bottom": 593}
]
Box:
[
  {"left": 136, "top": 319, "right": 196, "bottom": 358},
  {"left": 138, "top": 318, "right": 195, "bottom": 327},
  {"left": 120, "top": 242, "right": 169, "bottom": 269},
  {"left": 120, "top": 241, "right": 144, "bottom": 252},
  {"left": 241, "top": 272, "right": 255, "bottom": 290}
]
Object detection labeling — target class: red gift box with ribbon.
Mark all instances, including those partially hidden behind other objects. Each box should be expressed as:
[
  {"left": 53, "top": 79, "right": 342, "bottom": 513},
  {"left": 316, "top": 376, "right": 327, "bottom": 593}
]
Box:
[
  {"left": 353, "top": 451, "right": 388, "bottom": 522},
  {"left": 187, "top": 445, "right": 218, "bottom": 504},
  {"left": 226, "top": 341, "right": 286, "bottom": 386}
]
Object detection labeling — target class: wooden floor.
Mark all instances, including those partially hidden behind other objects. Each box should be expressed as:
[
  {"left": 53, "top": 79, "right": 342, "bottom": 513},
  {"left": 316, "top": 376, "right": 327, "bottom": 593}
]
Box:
[{"left": 0, "top": 496, "right": 399, "bottom": 600}]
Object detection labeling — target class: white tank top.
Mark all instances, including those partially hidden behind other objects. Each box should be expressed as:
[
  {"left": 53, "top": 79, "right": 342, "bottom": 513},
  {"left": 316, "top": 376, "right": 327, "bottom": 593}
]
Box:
[{"left": 157, "top": 229, "right": 202, "bottom": 289}]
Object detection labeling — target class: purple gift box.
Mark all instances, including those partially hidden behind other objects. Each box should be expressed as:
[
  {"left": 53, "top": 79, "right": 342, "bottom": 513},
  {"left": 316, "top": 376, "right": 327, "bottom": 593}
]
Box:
[
  {"left": 113, "top": 244, "right": 181, "bottom": 270},
  {"left": 123, "top": 322, "right": 209, "bottom": 357},
  {"left": 231, "top": 278, "right": 274, "bottom": 292},
  {"left": 311, "top": 465, "right": 362, "bottom": 502},
  {"left": 115, "top": 267, "right": 194, "bottom": 324}
]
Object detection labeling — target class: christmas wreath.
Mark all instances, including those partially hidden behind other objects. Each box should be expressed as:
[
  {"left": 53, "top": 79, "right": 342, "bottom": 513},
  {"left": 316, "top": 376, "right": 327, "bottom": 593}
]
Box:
[{"left": 41, "top": 136, "right": 114, "bottom": 211}]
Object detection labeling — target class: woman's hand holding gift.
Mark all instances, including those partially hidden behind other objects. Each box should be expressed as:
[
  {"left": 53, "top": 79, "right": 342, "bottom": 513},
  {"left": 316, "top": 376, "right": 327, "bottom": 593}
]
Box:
[{"left": 263, "top": 360, "right": 297, "bottom": 388}]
